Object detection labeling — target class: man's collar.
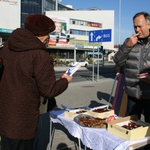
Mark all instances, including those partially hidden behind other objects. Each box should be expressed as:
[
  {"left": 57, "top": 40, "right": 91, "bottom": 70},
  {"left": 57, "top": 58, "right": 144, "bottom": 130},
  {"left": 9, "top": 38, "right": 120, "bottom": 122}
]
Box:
[{"left": 138, "top": 36, "right": 150, "bottom": 45}]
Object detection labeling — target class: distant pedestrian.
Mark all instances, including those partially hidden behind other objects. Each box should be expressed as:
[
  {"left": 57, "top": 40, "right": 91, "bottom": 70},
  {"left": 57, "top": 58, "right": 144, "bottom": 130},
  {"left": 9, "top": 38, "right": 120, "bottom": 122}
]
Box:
[
  {"left": 61, "top": 60, "right": 63, "bottom": 66},
  {"left": 54, "top": 59, "right": 57, "bottom": 66}
]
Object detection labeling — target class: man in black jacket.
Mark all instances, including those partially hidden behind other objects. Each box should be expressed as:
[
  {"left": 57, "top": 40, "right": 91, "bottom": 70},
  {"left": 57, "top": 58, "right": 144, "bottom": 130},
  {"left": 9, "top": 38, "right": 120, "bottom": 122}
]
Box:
[{"left": 113, "top": 12, "right": 150, "bottom": 149}]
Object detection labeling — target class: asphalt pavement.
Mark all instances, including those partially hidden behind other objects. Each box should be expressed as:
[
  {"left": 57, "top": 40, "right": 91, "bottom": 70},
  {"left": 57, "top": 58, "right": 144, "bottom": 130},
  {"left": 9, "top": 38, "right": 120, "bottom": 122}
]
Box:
[{"left": 40, "top": 65, "right": 117, "bottom": 150}]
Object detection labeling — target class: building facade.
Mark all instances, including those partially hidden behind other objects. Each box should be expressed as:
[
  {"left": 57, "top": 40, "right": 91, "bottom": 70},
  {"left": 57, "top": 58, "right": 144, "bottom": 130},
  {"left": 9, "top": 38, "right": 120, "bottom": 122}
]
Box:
[
  {"left": 0, "top": 0, "right": 115, "bottom": 62},
  {"left": 0, "top": 0, "right": 73, "bottom": 43}
]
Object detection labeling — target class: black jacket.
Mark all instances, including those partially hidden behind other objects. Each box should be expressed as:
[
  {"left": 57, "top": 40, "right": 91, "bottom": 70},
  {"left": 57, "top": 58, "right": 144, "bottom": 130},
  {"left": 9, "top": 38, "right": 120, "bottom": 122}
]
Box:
[{"left": 113, "top": 36, "right": 150, "bottom": 99}]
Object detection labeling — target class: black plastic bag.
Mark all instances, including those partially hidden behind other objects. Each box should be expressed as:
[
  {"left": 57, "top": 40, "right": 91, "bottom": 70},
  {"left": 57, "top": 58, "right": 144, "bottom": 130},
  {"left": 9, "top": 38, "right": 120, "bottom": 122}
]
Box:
[
  {"left": 42, "top": 97, "right": 56, "bottom": 112},
  {"left": 47, "top": 97, "right": 56, "bottom": 112}
]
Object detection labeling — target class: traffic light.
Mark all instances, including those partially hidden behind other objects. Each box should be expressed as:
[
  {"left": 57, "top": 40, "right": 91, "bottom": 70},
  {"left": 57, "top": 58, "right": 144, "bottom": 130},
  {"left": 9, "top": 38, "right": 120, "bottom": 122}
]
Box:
[
  {"left": 97, "top": 46, "right": 105, "bottom": 55},
  {"left": 66, "top": 35, "right": 70, "bottom": 42},
  {"left": 100, "top": 46, "right": 106, "bottom": 54},
  {"left": 98, "top": 46, "right": 103, "bottom": 53},
  {"left": 103, "top": 50, "right": 105, "bottom": 55},
  {"left": 100, "top": 46, "right": 103, "bottom": 53},
  {"left": 56, "top": 36, "right": 59, "bottom": 43}
]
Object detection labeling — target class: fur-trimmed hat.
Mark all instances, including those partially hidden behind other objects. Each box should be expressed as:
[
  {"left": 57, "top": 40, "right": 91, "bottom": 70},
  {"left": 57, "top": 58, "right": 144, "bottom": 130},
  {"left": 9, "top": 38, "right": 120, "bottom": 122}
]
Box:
[{"left": 24, "top": 14, "right": 55, "bottom": 36}]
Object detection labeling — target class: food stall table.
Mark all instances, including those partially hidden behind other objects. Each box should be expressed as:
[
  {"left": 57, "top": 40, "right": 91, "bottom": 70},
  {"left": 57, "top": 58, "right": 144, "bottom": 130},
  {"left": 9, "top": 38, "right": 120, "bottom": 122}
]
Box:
[{"left": 49, "top": 110, "right": 150, "bottom": 150}]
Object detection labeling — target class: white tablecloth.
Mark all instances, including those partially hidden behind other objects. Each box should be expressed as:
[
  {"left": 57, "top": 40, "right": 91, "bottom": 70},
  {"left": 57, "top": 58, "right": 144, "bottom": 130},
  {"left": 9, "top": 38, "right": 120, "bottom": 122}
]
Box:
[{"left": 49, "top": 110, "right": 150, "bottom": 150}]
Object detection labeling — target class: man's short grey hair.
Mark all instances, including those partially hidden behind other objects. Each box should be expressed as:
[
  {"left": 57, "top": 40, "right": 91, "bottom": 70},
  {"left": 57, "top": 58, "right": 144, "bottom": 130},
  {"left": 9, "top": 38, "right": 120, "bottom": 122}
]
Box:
[
  {"left": 146, "top": 15, "right": 150, "bottom": 24},
  {"left": 133, "top": 12, "right": 150, "bottom": 24}
]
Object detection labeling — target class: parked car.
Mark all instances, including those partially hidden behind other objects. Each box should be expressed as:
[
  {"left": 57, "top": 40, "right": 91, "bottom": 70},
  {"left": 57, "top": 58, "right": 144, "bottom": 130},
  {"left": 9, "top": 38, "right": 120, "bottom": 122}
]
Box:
[
  {"left": 78, "top": 60, "right": 89, "bottom": 67},
  {"left": 68, "top": 60, "right": 89, "bottom": 67},
  {"left": 94, "top": 59, "right": 104, "bottom": 65}
]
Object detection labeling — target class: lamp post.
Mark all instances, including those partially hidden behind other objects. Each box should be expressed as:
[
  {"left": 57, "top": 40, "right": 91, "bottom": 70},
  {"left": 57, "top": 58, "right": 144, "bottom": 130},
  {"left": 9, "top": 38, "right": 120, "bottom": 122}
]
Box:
[
  {"left": 74, "top": 38, "right": 77, "bottom": 63},
  {"left": 67, "top": 36, "right": 77, "bottom": 63},
  {"left": 55, "top": 0, "right": 58, "bottom": 11},
  {"left": 118, "top": 0, "right": 122, "bottom": 46}
]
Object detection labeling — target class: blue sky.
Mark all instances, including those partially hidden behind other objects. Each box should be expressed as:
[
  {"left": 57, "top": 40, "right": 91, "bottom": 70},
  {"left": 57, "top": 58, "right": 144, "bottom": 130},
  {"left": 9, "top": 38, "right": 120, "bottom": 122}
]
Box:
[{"left": 61, "top": 0, "right": 150, "bottom": 45}]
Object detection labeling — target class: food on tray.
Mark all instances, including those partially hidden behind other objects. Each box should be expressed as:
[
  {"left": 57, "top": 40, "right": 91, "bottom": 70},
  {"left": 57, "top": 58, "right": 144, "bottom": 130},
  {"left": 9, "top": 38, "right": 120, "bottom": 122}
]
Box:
[
  {"left": 64, "top": 108, "right": 89, "bottom": 120},
  {"left": 121, "top": 121, "right": 141, "bottom": 130},
  {"left": 76, "top": 110, "right": 87, "bottom": 114},
  {"left": 136, "top": 72, "right": 149, "bottom": 78},
  {"left": 107, "top": 115, "right": 150, "bottom": 140},
  {"left": 92, "top": 107, "right": 109, "bottom": 113},
  {"left": 88, "top": 105, "right": 114, "bottom": 118},
  {"left": 77, "top": 115, "right": 107, "bottom": 128},
  {"left": 106, "top": 115, "right": 116, "bottom": 122},
  {"left": 66, "top": 108, "right": 87, "bottom": 114}
]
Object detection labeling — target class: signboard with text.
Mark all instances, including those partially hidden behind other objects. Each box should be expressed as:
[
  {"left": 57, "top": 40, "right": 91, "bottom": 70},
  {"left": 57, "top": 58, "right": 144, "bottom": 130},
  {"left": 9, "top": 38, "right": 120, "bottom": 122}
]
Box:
[{"left": 88, "top": 29, "right": 111, "bottom": 43}]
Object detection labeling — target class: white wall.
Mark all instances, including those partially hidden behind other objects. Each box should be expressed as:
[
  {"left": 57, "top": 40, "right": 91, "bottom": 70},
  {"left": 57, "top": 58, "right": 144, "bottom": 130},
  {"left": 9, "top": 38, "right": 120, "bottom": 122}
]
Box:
[
  {"left": 46, "top": 10, "right": 114, "bottom": 49},
  {"left": 0, "top": 0, "right": 20, "bottom": 30}
]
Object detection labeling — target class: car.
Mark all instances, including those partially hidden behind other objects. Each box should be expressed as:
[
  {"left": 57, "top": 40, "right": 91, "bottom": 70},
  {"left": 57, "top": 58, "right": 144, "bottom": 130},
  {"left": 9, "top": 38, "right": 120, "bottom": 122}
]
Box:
[
  {"left": 68, "top": 60, "right": 89, "bottom": 67},
  {"left": 78, "top": 60, "right": 89, "bottom": 67},
  {"left": 94, "top": 59, "right": 104, "bottom": 65}
]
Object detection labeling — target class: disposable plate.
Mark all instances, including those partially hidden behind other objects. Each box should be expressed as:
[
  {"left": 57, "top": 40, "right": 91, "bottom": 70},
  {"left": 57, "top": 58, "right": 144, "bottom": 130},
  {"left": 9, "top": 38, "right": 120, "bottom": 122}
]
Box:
[{"left": 74, "top": 114, "right": 107, "bottom": 129}]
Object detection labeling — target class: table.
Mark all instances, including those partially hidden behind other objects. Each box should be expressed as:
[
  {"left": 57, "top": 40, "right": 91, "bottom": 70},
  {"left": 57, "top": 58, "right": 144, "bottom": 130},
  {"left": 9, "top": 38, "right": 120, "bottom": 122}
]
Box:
[{"left": 49, "top": 110, "right": 150, "bottom": 150}]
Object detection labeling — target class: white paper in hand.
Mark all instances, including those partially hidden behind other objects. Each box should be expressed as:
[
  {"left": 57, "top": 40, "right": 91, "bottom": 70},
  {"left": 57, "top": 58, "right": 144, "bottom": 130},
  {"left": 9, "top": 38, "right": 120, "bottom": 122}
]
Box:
[{"left": 65, "top": 62, "right": 81, "bottom": 76}]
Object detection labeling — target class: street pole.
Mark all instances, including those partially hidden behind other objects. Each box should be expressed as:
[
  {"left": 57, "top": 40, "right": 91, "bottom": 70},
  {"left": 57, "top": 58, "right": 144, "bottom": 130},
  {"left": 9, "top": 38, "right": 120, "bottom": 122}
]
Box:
[
  {"left": 118, "top": 0, "right": 121, "bottom": 45},
  {"left": 55, "top": 0, "right": 58, "bottom": 11},
  {"left": 42, "top": 0, "right": 44, "bottom": 14},
  {"left": 102, "top": 46, "right": 104, "bottom": 67},
  {"left": 92, "top": 44, "right": 95, "bottom": 82},
  {"left": 97, "top": 45, "right": 100, "bottom": 82},
  {"left": 74, "top": 38, "right": 76, "bottom": 63}
]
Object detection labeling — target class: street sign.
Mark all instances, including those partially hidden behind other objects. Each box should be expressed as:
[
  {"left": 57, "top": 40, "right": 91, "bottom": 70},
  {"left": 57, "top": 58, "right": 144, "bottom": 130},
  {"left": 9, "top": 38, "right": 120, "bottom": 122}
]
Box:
[{"left": 88, "top": 29, "right": 111, "bottom": 43}]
